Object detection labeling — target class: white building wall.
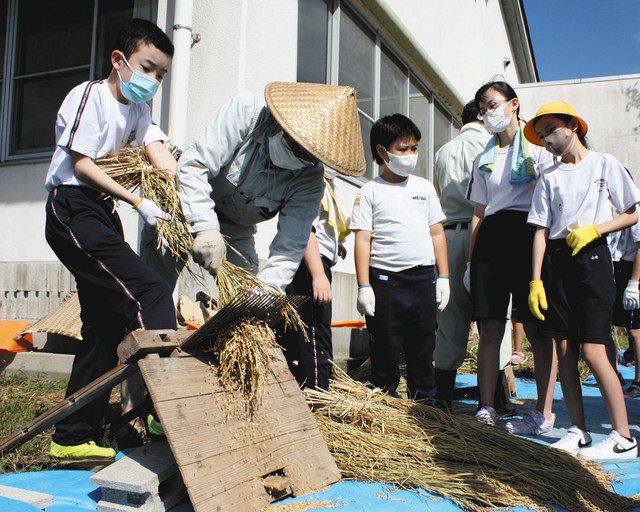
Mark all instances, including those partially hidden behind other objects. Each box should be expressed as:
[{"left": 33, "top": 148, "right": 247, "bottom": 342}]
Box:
[
  {"left": 516, "top": 75, "right": 640, "bottom": 181},
  {"left": 388, "top": 0, "right": 522, "bottom": 101}
]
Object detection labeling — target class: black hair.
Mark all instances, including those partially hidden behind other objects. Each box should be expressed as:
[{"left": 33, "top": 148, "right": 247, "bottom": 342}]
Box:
[
  {"left": 370, "top": 114, "right": 421, "bottom": 165},
  {"left": 534, "top": 113, "right": 589, "bottom": 150},
  {"left": 474, "top": 81, "right": 520, "bottom": 117},
  {"left": 461, "top": 100, "right": 481, "bottom": 125},
  {"left": 113, "top": 18, "right": 174, "bottom": 59}
]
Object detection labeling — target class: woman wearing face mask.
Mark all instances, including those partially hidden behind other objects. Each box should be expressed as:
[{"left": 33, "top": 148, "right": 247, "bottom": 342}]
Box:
[
  {"left": 350, "top": 114, "right": 450, "bottom": 403},
  {"left": 466, "top": 82, "right": 558, "bottom": 432},
  {"left": 526, "top": 102, "right": 640, "bottom": 459}
]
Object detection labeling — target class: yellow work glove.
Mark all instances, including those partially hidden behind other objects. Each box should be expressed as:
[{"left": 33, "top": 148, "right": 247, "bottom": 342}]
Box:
[
  {"left": 566, "top": 225, "right": 601, "bottom": 256},
  {"left": 528, "top": 280, "right": 548, "bottom": 321}
]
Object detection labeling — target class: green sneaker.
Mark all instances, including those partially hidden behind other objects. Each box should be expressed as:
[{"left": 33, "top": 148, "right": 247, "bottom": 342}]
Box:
[
  {"left": 147, "top": 414, "right": 165, "bottom": 437},
  {"left": 50, "top": 440, "right": 116, "bottom": 459}
]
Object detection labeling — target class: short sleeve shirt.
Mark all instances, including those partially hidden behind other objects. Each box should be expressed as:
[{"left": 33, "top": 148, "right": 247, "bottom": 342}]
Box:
[
  {"left": 45, "top": 80, "right": 167, "bottom": 190},
  {"left": 349, "top": 175, "right": 446, "bottom": 271},
  {"left": 467, "top": 144, "right": 553, "bottom": 216},
  {"left": 528, "top": 151, "right": 640, "bottom": 240}
]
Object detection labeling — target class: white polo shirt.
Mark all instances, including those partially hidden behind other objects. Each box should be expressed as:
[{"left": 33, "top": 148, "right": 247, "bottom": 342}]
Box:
[
  {"left": 467, "top": 144, "right": 553, "bottom": 216},
  {"left": 45, "top": 80, "right": 167, "bottom": 190},
  {"left": 349, "top": 174, "right": 446, "bottom": 272},
  {"left": 528, "top": 151, "right": 640, "bottom": 240},
  {"left": 608, "top": 206, "right": 640, "bottom": 262}
]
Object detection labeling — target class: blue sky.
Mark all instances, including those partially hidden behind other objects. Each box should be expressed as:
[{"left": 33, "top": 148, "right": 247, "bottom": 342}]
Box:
[{"left": 522, "top": 0, "right": 640, "bottom": 81}]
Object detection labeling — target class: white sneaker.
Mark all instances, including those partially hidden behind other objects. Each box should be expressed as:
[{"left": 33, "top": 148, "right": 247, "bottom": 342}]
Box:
[
  {"left": 577, "top": 430, "right": 638, "bottom": 461},
  {"left": 550, "top": 425, "right": 592, "bottom": 454},
  {"left": 475, "top": 406, "right": 498, "bottom": 427},
  {"left": 505, "top": 410, "right": 555, "bottom": 435}
]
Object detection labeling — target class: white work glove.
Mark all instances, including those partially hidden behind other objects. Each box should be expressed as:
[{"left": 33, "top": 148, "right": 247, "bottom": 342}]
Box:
[
  {"left": 356, "top": 286, "right": 375, "bottom": 317},
  {"left": 192, "top": 229, "right": 226, "bottom": 276},
  {"left": 623, "top": 280, "right": 640, "bottom": 310},
  {"left": 134, "top": 198, "right": 171, "bottom": 227},
  {"left": 463, "top": 262, "right": 471, "bottom": 294},
  {"left": 436, "top": 277, "right": 450, "bottom": 311}
]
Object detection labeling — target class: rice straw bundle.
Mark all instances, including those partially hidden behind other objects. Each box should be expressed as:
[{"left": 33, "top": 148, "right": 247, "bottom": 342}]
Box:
[
  {"left": 96, "top": 147, "right": 192, "bottom": 262},
  {"left": 306, "top": 366, "right": 637, "bottom": 512},
  {"left": 209, "top": 319, "right": 278, "bottom": 414},
  {"left": 265, "top": 500, "right": 342, "bottom": 511}
]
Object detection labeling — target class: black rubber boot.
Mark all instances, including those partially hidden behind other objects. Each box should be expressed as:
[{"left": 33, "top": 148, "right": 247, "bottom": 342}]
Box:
[{"left": 434, "top": 368, "right": 457, "bottom": 411}]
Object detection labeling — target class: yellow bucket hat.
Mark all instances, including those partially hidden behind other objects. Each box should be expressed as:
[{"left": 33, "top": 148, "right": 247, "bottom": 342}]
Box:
[{"left": 523, "top": 101, "right": 588, "bottom": 146}]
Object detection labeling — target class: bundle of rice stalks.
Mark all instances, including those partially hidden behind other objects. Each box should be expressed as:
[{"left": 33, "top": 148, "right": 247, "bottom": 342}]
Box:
[
  {"left": 306, "top": 366, "right": 637, "bottom": 512},
  {"left": 216, "top": 259, "right": 307, "bottom": 338},
  {"left": 96, "top": 147, "right": 192, "bottom": 262},
  {"left": 209, "top": 318, "right": 278, "bottom": 414}
]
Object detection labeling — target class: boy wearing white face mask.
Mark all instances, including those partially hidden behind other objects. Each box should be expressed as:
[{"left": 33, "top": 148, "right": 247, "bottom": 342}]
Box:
[
  {"left": 178, "top": 82, "right": 365, "bottom": 292},
  {"left": 44, "top": 19, "right": 177, "bottom": 460},
  {"left": 350, "top": 114, "right": 450, "bottom": 402}
]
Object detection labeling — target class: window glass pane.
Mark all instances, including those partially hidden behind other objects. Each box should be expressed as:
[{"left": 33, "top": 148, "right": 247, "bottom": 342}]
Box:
[
  {"left": 434, "top": 100, "right": 452, "bottom": 156},
  {"left": 338, "top": 7, "right": 374, "bottom": 116},
  {"left": 15, "top": 0, "right": 93, "bottom": 76},
  {"left": 359, "top": 113, "right": 374, "bottom": 180},
  {"left": 96, "top": 0, "right": 135, "bottom": 78},
  {"left": 409, "top": 80, "right": 429, "bottom": 179},
  {"left": 11, "top": 70, "right": 87, "bottom": 154},
  {"left": 297, "top": 0, "right": 328, "bottom": 83},
  {"left": 0, "top": 0, "right": 8, "bottom": 79},
  {"left": 379, "top": 47, "right": 406, "bottom": 117}
]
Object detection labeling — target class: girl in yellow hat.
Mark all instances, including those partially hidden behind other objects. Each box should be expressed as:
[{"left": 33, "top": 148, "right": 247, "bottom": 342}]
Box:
[{"left": 525, "top": 101, "right": 640, "bottom": 460}]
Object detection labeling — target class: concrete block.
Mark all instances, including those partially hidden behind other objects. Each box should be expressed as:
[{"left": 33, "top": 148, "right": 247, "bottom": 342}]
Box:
[
  {"left": 92, "top": 442, "right": 185, "bottom": 512},
  {"left": 0, "top": 484, "right": 54, "bottom": 509},
  {"left": 0, "top": 351, "right": 74, "bottom": 380}
]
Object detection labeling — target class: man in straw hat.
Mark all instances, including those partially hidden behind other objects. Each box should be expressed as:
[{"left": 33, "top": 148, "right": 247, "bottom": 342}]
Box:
[{"left": 177, "top": 82, "right": 365, "bottom": 292}]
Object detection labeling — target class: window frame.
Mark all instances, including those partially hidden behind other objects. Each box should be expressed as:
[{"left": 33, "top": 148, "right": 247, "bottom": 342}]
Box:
[
  {"left": 307, "top": 0, "right": 459, "bottom": 184},
  {"left": 0, "top": 0, "right": 135, "bottom": 164}
]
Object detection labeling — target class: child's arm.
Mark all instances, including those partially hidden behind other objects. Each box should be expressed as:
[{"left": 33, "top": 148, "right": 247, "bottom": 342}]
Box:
[
  {"left": 468, "top": 203, "right": 485, "bottom": 261},
  {"left": 430, "top": 222, "right": 449, "bottom": 277},
  {"left": 72, "top": 153, "right": 170, "bottom": 226},
  {"left": 354, "top": 229, "right": 375, "bottom": 316},
  {"left": 430, "top": 222, "right": 450, "bottom": 311},
  {"left": 624, "top": 241, "right": 640, "bottom": 310},
  {"left": 529, "top": 226, "right": 549, "bottom": 320},
  {"left": 567, "top": 207, "right": 637, "bottom": 256},
  {"left": 303, "top": 231, "right": 332, "bottom": 304},
  {"left": 145, "top": 141, "right": 177, "bottom": 174}
]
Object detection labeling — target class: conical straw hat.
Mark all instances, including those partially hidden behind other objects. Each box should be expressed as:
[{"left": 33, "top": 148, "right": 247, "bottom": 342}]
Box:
[{"left": 265, "top": 82, "right": 366, "bottom": 177}]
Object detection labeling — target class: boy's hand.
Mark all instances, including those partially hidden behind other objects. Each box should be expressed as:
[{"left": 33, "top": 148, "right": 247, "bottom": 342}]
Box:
[
  {"left": 338, "top": 243, "right": 347, "bottom": 259},
  {"left": 192, "top": 229, "right": 226, "bottom": 275},
  {"left": 528, "top": 280, "right": 547, "bottom": 321},
  {"left": 356, "top": 286, "right": 375, "bottom": 317},
  {"left": 623, "top": 280, "right": 640, "bottom": 310},
  {"left": 312, "top": 274, "right": 332, "bottom": 304},
  {"left": 436, "top": 277, "right": 450, "bottom": 311},
  {"left": 135, "top": 199, "right": 171, "bottom": 226},
  {"left": 566, "top": 225, "right": 600, "bottom": 256}
]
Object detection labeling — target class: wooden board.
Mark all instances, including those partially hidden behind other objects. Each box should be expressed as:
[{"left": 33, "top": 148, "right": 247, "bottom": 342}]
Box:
[{"left": 139, "top": 352, "right": 340, "bottom": 512}]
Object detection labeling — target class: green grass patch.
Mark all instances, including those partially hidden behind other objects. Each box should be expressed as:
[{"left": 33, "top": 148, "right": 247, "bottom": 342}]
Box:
[{"left": 0, "top": 374, "right": 67, "bottom": 473}]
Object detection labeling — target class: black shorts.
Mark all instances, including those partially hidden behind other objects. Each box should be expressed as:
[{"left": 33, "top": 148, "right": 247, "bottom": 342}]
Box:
[
  {"left": 539, "top": 238, "right": 614, "bottom": 344},
  {"left": 471, "top": 210, "right": 534, "bottom": 323},
  {"left": 612, "top": 260, "right": 640, "bottom": 330}
]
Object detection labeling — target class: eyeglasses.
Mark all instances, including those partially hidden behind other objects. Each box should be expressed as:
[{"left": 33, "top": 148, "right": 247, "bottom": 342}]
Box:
[{"left": 476, "top": 99, "right": 510, "bottom": 120}]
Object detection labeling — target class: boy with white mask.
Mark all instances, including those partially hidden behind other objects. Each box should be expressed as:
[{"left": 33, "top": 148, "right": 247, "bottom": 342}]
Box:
[
  {"left": 178, "top": 82, "right": 365, "bottom": 292},
  {"left": 350, "top": 114, "right": 450, "bottom": 403}
]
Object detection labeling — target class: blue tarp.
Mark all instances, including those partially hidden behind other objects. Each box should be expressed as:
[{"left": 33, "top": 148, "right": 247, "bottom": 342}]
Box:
[{"left": 1, "top": 361, "right": 639, "bottom": 511}]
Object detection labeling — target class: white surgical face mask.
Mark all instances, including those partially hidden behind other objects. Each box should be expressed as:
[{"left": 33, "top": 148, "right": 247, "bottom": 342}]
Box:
[
  {"left": 268, "top": 131, "right": 309, "bottom": 170},
  {"left": 483, "top": 100, "right": 514, "bottom": 133},
  {"left": 386, "top": 151, "right": 418, "bottom": 177}
]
